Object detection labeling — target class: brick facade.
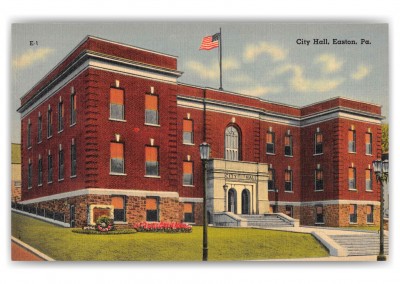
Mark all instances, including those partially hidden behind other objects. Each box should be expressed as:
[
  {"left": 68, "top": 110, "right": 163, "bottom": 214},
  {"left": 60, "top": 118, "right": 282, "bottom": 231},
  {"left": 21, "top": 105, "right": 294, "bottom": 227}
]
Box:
[{"left": 18, "top": 36, "right": 383, "bottom": 228}]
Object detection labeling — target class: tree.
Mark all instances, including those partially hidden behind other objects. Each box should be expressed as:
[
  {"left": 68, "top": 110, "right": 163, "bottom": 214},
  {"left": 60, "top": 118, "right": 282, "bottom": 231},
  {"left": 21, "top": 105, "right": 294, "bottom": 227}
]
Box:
[{"left": 381, "top": 123, "right": 389, "bottom": 153}]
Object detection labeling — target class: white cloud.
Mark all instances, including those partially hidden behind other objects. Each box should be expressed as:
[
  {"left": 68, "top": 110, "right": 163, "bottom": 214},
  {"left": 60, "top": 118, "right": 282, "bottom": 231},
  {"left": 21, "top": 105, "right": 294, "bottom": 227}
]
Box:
[
  {"left": 314, "top": 53, "right": 344, "bottom": 73},
  {"left": 351, "top": 65, "right": 371, "bottom": 80},
  {"left": 275, "top": 64, "right": 344, "bottom": 93},
  {"left": 228, "top": 73, "right": 254, "bottom": 84},
  {"left": 244, "top": 42, "right": 287, "bottom": 62},
  {"left": 238, "top": 85, "right": 283, "bottom": 97},
  {"left": 13, "top": 48, "right": 55, "bottom": 69},
  {"left": 186, "top": 58, "right": 240, "bottom": 80}
]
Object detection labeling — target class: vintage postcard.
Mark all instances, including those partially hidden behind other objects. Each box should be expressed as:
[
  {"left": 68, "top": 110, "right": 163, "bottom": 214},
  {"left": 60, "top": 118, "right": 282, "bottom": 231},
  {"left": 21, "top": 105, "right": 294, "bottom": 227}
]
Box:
[{"left": 11, "top": 22, "right": 389, "bottom": 261}]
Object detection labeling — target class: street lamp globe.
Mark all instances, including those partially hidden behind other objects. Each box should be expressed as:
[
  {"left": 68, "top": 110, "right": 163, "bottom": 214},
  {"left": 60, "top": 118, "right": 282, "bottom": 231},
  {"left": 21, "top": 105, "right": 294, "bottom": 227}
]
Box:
[
  {"left": 199, "top": 142, "right": 210, "bottom": 161},
  {"left": 372, "top": 159, "right": 382, "bottom": 175}
]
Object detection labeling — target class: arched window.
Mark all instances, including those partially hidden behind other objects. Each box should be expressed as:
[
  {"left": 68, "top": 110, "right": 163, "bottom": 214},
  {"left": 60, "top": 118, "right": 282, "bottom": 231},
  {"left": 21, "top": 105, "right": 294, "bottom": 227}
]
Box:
[{"left": 225, "top": 126, "right": 240, "bottom": 161}]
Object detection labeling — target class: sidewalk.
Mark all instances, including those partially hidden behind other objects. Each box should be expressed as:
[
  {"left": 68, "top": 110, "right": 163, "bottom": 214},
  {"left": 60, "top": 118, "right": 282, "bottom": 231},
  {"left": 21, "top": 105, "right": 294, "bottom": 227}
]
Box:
[{"left": 11, "top": 237, "right": 54, "bottom": 261}]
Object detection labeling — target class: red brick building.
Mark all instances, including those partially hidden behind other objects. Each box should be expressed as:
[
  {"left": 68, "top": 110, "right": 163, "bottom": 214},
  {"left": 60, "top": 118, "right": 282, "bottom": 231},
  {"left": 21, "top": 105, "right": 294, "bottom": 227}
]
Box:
[{"left": 18, "top": 36, "right": 383, "bottom": 228}]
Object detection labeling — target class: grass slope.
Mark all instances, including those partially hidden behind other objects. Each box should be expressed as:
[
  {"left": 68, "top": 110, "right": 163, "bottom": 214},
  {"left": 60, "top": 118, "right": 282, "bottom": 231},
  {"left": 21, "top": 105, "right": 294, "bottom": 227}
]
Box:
[{"left": 11, "top": 212, "right": 329, "bottom": 261}]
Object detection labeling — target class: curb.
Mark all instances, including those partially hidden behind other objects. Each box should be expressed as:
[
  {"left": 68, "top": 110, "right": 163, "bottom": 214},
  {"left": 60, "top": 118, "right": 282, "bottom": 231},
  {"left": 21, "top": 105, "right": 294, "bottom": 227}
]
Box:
[{"left": 11, "top": 236, "right": 55, "bottom": 261}]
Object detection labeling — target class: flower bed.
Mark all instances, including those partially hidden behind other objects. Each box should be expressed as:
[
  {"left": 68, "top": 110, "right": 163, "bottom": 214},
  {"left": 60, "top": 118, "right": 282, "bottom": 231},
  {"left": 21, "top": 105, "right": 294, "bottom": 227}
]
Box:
[
  {"left": 96, "top": 216, "right": 114, "bottom": 232},
  {"left": 133, "top": 222, "right": 192, "bottom": 233},
  {"left": 72, "top": 228, "right": 137, "bottom": 235}
]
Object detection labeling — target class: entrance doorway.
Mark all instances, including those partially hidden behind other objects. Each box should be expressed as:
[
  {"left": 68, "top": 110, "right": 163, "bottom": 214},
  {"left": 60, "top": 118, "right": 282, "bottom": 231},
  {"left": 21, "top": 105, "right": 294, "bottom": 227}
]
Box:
[
  {"left": 241, "top": 189, "right": 250, "bottom": 214},
  {"left": 228, "top": 188, "right": 237, "bottom": 214}
]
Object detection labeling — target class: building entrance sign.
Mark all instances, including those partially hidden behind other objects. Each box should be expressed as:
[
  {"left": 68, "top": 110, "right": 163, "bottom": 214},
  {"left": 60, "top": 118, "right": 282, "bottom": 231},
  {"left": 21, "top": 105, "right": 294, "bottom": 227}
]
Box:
[{"left": 225, "top": 173, "right": 257, "bottom": 181}]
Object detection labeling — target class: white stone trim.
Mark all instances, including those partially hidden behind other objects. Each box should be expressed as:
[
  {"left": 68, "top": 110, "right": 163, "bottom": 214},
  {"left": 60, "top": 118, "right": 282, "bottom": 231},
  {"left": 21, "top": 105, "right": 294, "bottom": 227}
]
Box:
[
  {"left": 179, "top": 197, "right": 203, "bottom": 203},
  {"left": 19, "top": 188, "right": 180, "bottom": 204},
  {"left": 176, "top": 96, "right": 382, "bottom": 128},
  {"left": 20, "top": 53, "right": 181, "bottom": 118},
  {"left": 89, "top": 204, "right": 114, "bottom": 225},
  {"left": 89, "top": 57, "right": 180, "bottom": 84},
  {"left": 271, "top": 200, "right": 380, "bottom": 207}
]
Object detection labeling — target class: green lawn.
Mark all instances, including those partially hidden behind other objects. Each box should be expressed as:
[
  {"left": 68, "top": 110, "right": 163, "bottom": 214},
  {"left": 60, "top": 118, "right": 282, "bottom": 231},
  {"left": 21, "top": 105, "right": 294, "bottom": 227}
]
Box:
[{"left": 11, "top": 212, "right": 329, "bottom": 261}]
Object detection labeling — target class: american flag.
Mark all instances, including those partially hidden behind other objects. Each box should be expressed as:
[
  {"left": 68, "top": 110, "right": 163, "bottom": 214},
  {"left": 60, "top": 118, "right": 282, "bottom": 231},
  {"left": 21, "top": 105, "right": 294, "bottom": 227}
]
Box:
[{"left": 199, "top": 33, "right": 220, "bottom": 50}]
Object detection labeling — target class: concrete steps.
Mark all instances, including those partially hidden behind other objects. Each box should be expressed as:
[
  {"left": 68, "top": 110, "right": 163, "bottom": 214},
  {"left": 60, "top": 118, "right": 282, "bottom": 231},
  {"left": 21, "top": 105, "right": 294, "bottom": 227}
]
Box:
[
  {"left": 330, "top": 234, "right": 389, "bottom": 256},
  {"left": 239, "top": 214, "right": 294, "bottom": 227}
]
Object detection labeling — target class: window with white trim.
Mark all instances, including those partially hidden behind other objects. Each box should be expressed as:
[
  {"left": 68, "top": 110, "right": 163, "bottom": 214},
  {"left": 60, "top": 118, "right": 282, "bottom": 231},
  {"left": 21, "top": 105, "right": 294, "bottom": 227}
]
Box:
[
  {"left": 266, "top": 131, "right": 275, "bottom": 154},
  {"left": 365, "top": 169, "right": 372, "bottom": 191},
  {"left": 110, "top": 88, "right": 124, "bottom": 120},
  {"left": 110, "top": 142, "right": 124, "bottom": 174},
  {"left": 71, "top": 139, "right": 77, "bottom": 177},
  {"left": 348, "top": 167, "right": 356, "bottom": 190},
  {"left": 285, "top": 169, "right": 293, "bottom": 192},
  {"left": 315, "top": 169, "right": 324, "bottom": 191},
  {"left": 348, "top": 129, "right": 356, "bottom": 152},
  {"left": 315, "top": 132, "right": 323, "bottom": 154},
  {"left": 365, "top": 132, "right": 372, "bottom": 155},
  {"left": 145, "top": 94, "right": 159, "bottom": 125},
  {"left": 225, "top": 126, "right": 240, "bottom": 161}
]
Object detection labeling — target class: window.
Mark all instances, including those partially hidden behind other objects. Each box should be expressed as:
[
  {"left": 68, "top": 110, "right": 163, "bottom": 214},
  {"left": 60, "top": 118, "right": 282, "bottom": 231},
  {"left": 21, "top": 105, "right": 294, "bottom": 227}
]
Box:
[
  {"left": 110, "top": 88, "right": 124, "bottom": 120},
  {"left": 110, "top": 142, "right": 124, "bottom": 174},
  {"left": 367, "top": 205, "right": 374, "bottom": 223},
  {"left": 285, "top": 205, "right": 293, "bottom": 218},
  {"left": 38, "top": 156, "right": 43, "bottom": 186},
  {"left": 27, "top": 121, "right": 32, "bottom": 148},
  {"left": 268, "top": 168, "right": 275, "bottom": 191},
  {"left": 183, "top": 161, "right": 193, "bottom": 186},
  {"left": 315, "top": 132, "right": 323, "bottom": 154},
  {"left": 145, "top": 94, "right": 159, "bottom": 125},
  {"left": 47, "top": 108, "right": 52, "bottom": 138},
  {"left": 28, "top": 160, "right": 32, "bottom": 189},
  {"left": 183, "top": 202, "right": 194, "bottom": 223},
  {"left": 112, "top": 196, "right": 126, "bottom": 222},
  {"left": 349, "top": 204, "right": 358, "bottom": 223},
  {"left": 38, "top": 114, "right": 42, "bottom": 143},
  {"left": 284, "top": 134, "right": 293, "bottom": 156},
  {"left": 70, "top": 92, "right": 77, "bottom": 125},
  {"left": 58, "top": 147, "right": 64, "bottom": 180},
  {"left": 145, "top": 146, "right": 159, "bottom": 176},
  {"left": 315, "top": 169, "right": 324, "bottom": 191},
  {"left": 183, "top": 119, "right": 194, "bottom": 144},
  {"left": 348, "top": 167, "right": 356, "bottom": 190},
  {"left": 266, "top": 131, "right": 275, "bottom": 154},
  {"left": 48, "top": 153, "right": 53, "bottom": 183},
  {"left": 146, "top": 197, "right": 159, "bottom": 222},
  {"left": 316, "top": 205, "right": 324, "bottom": 224},
  {"left": 58, "top": 101, "right": 64, "bottom": 132},
  {"left": 365, "top": 133, "right": 372, "bottom": 155},
  {"left": 225, "top": 126, "right": 240, "bottom": 161},
  {"left": 71, "top": 140, "right": 77, "bottom": 177},
  {"left": 284, "top": 170, "right": 293, "bottom": 192},
  {"left": 365, "top": 169, "right": 372, "bottom": 191},
  {"left": 348, "top": 129, "right": 356, "bottom": 152}
]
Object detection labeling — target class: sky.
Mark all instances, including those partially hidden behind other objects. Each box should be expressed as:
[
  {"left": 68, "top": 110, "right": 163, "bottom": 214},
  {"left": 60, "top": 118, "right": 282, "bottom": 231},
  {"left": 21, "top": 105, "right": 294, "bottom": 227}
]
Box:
[{"left": 11, "top": 23, "right": 388, "bottom": 143}]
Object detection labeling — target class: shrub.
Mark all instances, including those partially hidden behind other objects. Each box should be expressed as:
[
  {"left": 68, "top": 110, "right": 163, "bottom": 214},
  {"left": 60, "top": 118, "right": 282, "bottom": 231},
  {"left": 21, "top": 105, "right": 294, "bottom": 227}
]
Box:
[
  {"left": 95, "top": 215, "right": 114, "bottom": 232},
  {"left": 133, "top": 222, "right": 192, "bottom": 233}
]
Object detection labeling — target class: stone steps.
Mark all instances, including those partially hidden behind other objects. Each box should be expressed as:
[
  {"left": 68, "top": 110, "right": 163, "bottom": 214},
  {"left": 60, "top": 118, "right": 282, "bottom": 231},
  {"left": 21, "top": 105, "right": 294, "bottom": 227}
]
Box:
[
  {"left": 240, "top": 214, "right": 294, "bottom": 227},
  {"left": 330, "top": 234, "right": 389, "bottom": 256}
]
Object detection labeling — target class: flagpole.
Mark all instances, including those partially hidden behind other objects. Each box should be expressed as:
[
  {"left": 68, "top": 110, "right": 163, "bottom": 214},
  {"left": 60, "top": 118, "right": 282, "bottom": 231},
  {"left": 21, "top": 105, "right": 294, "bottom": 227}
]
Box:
[{"left": 219, "top": 27, "right": 223, "bottom": 90}]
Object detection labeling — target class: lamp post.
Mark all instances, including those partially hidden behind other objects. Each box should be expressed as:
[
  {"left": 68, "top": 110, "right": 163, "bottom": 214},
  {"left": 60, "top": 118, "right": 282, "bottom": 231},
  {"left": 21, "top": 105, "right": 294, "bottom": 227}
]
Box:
[
  {"left": 199, "top": 142, "right": 210, "bottom": 261},
  {"left": 372, "top": 159, "right": 389, "bottom": 261},
  {"left": 223, "top": 184, "right": 228, "bottom": 211}
]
